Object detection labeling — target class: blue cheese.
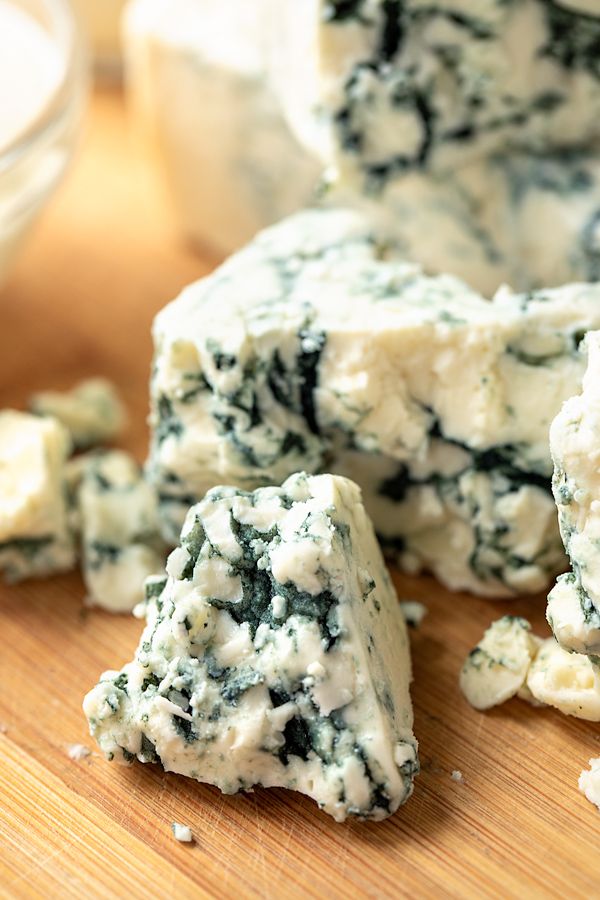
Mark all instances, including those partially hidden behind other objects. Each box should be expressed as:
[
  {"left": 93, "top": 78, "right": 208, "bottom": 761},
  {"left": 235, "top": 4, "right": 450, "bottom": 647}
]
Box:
[
  {"left": 123, "top": 0, "right": 320, "bottom": 256},
  {"left": 84, "top": 472, "right": 418, "bottom": 822},
  {"left": 283, "top": 1, "right": 600, "bottom": 183},
  {"left": 30, "top": 377, "right": 127, "bottom": 450},
  {"left": 526, "top": 638, "right": 600, "bottom": 721},
  {"left": 76, "top": 451, "right": 165, "bottom": 613},
  {"left": 148, "top": 209, "right": 600, "bottom": 597},
  {"left": 460, "top": 618, "right": 600, "bottom": 720},
  {"left": 275, "top": 3, "right": 600, "bottom": 293},
  {"left": 0, "top": 411, "right": 75, "bottom": 581},
  {"left": 459, "top": 616, "right": 541, "bottom": 710},
  {"left": 579, "top": 758, "right": 600, "bottom": 812},
  {"left": 547, "top": 331, "right": 600, "bottom": 656}
]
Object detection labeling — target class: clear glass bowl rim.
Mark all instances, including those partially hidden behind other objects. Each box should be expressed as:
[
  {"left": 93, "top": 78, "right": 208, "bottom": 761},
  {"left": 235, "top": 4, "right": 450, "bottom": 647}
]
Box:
[{"left": 0, "top": 0, "right": 86, "bottom": 176}]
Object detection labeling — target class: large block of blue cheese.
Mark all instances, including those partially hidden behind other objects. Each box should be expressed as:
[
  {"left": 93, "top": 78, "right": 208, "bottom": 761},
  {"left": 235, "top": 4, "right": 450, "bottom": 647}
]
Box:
[
  {"left": 148, "top": 208, "right": 600, "bottom": 597},
  {"left": 0, "top": 411, "right": 75, "bottom": 582},
  {"left": 84, "top": 472, "right": 418, "bottom": 822},
  {"left": 547, "top": 331, "right": 600, "bottom": 658},
  {"left": 279, "top": 1, "right": 600, "bottom": 184}
]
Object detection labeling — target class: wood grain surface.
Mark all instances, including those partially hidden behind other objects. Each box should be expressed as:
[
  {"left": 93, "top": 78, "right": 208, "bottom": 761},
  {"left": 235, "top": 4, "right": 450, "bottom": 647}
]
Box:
[{"left": 0, "top": 88, "right": 599, "bottom": 900}]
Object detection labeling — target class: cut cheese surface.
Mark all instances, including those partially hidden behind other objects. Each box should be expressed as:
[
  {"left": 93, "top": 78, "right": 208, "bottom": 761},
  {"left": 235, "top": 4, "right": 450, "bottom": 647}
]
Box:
[
  {"left": 148, "top": 208, "right": 600, "bottom": 596},
  {"left": 84, "top": 472, "right": 418, "bottom": 822}
]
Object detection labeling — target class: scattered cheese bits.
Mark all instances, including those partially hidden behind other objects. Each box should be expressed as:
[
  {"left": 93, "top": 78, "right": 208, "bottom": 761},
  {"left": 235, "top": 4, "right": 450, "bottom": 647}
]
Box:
[
  {"left": 579, "top": 759, "right": 600, "bottom": 812},
  {"left": 459, "top": 617, "right": 540, "bottom": 711},
  {"left": 30, "top": 377, "right": 127, "bottom": 450},
  {"left": 400, "top": 601, "right": 427, "bottom": 629},
  {"left": 526, "top": 639, "right": 600, "bottom": 721},
  {"left": 67, "top": 743, "right": 92, "bottom": 761},
  {"left": 171, "top": 823, "right": 193, "bottom": 843}
]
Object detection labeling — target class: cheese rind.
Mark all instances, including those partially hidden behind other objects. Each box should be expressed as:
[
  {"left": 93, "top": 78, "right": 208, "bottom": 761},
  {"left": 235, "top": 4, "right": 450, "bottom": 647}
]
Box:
[
  {"left": 76, "top": 451, "right": 165, "bottom": 613},
  {"left": 547, "top": 331, "right": 600, "bottom": 656},
  {"left": 84, "top": 472, "right": 418, "bottom": 822},
  {"left": 30, "top": 377, "right": 127, "bottom": 450},
  {"left": 459, "top": 616, "right": 540, "bottom": 711},
  {"left": 0, "top": 411, "right": 75, "bottom": 581},
  {"left": 148, "top": 209, "right": 600, "bottom": 596}
]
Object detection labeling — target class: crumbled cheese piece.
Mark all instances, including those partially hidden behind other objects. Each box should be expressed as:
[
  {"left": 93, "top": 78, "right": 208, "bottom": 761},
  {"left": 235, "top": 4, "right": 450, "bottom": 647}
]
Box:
[
  {"left": 171, "top": 822, "right": 193, "bottom": 843},
  {"left": 399, "top": 601, "right": 427, "bottom": 629},
  {"left": 74, "top": 451, "right": 165, "bottom": 613},
  {"left": 0, "top": 411, "right": 75, "bottom": 582},
  {"left": 460, "top": 617, "right": 541, "bottom": 711},
  {"left": 526, "top": 638, "right": 600, "bottom": 721},
  {"left": 579, "top": 758, "right": 600, "bottom": 812},
  {"left": 30, "top": 377, "right": 127, "bottom": 450},
  {"left": 451, "top": 770, "right": 464, "bottom": 784},
  {"left": 84, "top": 472, "right": 418, "bottom": 822},
  {"left": 67, "top": 743, "right": 91, "bottom": 761}
]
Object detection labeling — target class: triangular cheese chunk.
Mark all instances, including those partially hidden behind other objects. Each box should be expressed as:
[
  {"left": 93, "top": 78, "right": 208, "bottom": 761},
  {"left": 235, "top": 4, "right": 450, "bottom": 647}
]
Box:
[{"left": 84, "top": 472, "right": 418, "bottom": 822}]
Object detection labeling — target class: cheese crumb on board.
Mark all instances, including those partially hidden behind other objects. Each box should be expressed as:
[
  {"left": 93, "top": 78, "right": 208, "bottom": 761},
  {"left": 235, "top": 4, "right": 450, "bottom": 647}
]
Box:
[
  {"left": 84, "top": 472, "right": 418, "bottom": 823},
  {"left": 400, "top": 601, "right": 427, "bottom": 629},
  {"left": 67, "top": 743, "right": 92, "bottom": 761},
  {"left": 460, "top": 618, "right": 600, "bottom": 721},
  {"left": 30, "top": 377, "right": 127, "bottom": 450},
  {"left": 460, "top": 617, "right": 541, "bottom": 711},
  {"left": 171, "top": 823, "right": 193, "bottom": 843},
  {"left": 0, "top": 411, "right": 75, "bottom": 582},
  {"left": 579, "top": 758, "right": 600, "bottom": 812}
]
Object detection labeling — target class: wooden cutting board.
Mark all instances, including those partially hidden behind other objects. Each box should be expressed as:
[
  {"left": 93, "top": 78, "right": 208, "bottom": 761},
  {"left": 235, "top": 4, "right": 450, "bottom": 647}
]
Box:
[{"left": 0, "top": 88, "right": 598, "bottom": 900}]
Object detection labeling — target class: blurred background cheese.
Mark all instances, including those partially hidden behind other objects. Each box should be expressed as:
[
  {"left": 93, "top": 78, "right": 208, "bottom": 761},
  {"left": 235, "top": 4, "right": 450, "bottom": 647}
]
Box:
[
  {"left": 122, "top": 0, "right": 321, "bottom": 257},
  {"left": 70, "top": 0, "right": 127, "bottom": 73}
]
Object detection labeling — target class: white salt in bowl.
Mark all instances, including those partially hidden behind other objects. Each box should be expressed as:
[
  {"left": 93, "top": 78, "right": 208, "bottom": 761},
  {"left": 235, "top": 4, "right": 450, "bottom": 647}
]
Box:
[{"left": 0, "top": 0, "right": 87, "bottom": 288}]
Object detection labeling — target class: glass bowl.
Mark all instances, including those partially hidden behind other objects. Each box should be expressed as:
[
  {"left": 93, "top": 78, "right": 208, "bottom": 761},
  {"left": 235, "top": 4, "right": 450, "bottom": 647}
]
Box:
[{"left": 0, "top": 0, "right": 88, "bottom": 288}]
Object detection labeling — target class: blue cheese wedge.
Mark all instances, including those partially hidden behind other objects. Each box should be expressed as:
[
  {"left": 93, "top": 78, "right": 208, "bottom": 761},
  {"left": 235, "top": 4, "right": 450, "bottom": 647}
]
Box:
[
  {"left": 83, "top": 472, "right": 418, "bottom": 822},
  {"left": 148, "top": 208, "right": 600, "bottom": 597},
  {"left": 30, "top": 377, "right": 127, "bottom": 450},
  {"left": 75, "top": 451, "right": 165, "bottom": 613},
  {"left": 459, "top": 617, "right": 541, "bottom": 710},
  {"left": 0, "top": 411, "right": 75, "bottom": 581},
  {"left": 123, "top": 0, "right": 320, "bottom": 256},
  {"left": 547, "top": 331, "right": 600, "bottom": 656}
]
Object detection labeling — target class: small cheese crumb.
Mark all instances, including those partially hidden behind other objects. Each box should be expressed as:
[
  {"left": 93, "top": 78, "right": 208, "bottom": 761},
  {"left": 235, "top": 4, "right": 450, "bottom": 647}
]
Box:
[
  {"left": 399, "top": 601, "right": 427, "bottom": 629},
  {"left": 451, "top": 770, "right": 464, "bottom": 783},
  {"left": 579, "top": 758, "right": 600, "bottom": 811},
  {"left": 67, "top": 743, "right": 92, "bottom": 761},
  {"left": 171, "top": 823, "right": 194, "bottom": 843}
]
